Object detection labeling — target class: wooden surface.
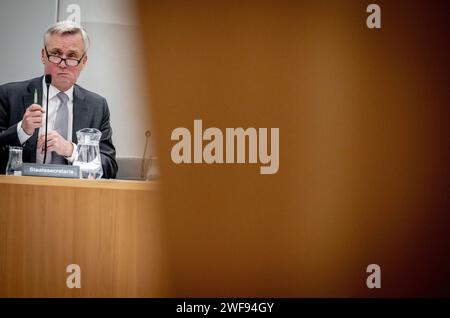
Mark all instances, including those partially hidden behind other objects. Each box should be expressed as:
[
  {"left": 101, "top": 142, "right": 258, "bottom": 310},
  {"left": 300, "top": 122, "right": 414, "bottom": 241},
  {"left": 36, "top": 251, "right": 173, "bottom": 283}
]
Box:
[
  {"left": 0, "top": 175, "right": 158, "bottom": 191},
  {"left": 0, "top": 175, "right": 167, "bottom": 297}
]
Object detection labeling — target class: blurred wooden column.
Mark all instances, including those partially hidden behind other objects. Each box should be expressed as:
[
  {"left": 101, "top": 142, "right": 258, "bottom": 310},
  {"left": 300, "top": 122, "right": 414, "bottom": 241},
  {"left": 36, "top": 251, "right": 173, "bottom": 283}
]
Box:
[{"left": 136, "top": 0, "right": 450, "bottom": 297}]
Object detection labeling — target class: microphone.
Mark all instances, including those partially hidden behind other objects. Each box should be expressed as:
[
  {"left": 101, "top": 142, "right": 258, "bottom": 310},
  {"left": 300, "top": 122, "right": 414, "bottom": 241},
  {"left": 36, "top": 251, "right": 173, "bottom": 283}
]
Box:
[
  {"left": 43, "top": 74, "right": 51, "bottom": 164},
  {"left": 140, "top": 130, "right": 151, "bottom": 179}
]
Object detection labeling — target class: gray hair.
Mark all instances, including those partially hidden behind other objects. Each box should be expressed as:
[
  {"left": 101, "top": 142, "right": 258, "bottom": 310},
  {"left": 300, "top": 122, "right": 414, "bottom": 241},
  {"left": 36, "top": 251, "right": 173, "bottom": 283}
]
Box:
[{"left": 43, "top": 21, "right": 90, "bottom": 53}]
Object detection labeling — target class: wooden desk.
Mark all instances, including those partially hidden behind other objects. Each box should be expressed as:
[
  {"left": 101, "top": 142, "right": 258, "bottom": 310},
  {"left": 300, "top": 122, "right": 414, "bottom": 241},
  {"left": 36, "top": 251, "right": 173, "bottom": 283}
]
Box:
[{"left": 0, "top": 175, "right": 167, "bottom": 297}]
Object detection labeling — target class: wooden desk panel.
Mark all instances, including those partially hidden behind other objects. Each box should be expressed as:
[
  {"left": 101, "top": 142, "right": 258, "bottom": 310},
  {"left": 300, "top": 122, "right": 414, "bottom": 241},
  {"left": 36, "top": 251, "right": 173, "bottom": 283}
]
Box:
[{"left": 0, "top": 176, "right": 167, "bottom": 297}]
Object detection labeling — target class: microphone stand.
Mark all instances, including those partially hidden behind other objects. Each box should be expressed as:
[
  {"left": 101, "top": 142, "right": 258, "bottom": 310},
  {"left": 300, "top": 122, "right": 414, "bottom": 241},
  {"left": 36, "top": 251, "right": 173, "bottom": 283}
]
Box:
[
  {"left": 140, "top": 130, "right": 151, "bottom": 179},
  {"left": 43, "top": 74, "right": 51, "bottom": 164}
]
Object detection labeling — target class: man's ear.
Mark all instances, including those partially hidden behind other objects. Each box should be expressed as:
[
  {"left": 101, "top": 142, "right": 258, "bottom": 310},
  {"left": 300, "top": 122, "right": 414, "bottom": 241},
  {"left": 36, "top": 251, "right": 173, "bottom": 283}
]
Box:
[
  {"left": 41, "top": 48, "right": 45, "bottom": 64},
  {"left": 82, "top": 55, "right": 88, "bottom": 68}
]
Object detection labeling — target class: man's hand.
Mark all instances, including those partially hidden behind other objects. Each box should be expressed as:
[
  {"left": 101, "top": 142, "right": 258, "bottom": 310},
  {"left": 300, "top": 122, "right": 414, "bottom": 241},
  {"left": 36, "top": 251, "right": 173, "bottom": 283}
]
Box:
[
  {"left": 21, "top": 104, "right": 45, "bottom": 135},
  {"left": 37, "top": 131, "right": 73, "bottom": 157}
]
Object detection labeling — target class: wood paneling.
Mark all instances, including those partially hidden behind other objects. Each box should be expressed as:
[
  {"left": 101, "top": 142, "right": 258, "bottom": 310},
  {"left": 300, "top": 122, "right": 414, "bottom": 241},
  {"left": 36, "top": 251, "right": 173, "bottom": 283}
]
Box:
[{"left": 0, "top": 176, "right": 168, "bottom": 297}]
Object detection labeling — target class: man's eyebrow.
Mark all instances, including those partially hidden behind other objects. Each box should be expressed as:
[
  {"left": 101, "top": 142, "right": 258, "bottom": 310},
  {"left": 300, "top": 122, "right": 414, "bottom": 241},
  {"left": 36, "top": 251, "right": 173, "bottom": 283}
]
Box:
[
  {"left": 66, "top": 49, "right": 81, "bottom": 55},
  {"left": 49, "top": 48, "right": 63, "bottom": 54},
  {"left": 48, "top": 48, "right": 81, "bottom": 56}
]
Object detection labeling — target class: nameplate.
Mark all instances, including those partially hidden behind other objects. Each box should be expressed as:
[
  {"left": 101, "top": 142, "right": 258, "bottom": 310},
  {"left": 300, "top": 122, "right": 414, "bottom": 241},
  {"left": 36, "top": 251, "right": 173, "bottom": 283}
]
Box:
[{"left": 21, "top": 163, "right": 80, "bottom": 179}]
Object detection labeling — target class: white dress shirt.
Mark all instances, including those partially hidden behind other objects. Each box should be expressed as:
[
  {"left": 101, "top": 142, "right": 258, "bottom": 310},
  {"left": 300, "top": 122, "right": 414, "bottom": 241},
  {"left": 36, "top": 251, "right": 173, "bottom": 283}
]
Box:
[{"left": 16, "top": 77, "right": 77, "bottom": 163}]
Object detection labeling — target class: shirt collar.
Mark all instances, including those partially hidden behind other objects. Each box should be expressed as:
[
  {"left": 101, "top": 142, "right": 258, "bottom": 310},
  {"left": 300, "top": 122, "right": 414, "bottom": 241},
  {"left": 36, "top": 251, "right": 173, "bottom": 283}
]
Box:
[{"left": 41, "top": 76, "right": 74, "bottom": 102}]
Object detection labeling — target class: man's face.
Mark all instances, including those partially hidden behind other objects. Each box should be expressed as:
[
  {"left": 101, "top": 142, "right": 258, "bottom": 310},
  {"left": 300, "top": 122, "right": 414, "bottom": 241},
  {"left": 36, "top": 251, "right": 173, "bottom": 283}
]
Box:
[{"left": 41, "top": 33, "right": 88, "bottom": 92}]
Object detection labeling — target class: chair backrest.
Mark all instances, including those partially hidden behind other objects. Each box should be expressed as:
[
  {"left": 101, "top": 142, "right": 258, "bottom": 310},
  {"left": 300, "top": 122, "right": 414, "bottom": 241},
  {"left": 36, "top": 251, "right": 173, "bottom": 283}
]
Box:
[{"left": 115, "top": 157, "right": 157, "bottom": 180}]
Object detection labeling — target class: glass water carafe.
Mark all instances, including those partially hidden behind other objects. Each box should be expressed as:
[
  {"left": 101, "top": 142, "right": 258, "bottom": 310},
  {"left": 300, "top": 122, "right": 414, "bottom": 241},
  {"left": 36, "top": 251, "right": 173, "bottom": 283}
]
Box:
[
  {"left": 5, "top": 146, "right": 23, "bottom": 176},
  {"left": 73, "top": 128, "right": 103, "bottom": 179}
]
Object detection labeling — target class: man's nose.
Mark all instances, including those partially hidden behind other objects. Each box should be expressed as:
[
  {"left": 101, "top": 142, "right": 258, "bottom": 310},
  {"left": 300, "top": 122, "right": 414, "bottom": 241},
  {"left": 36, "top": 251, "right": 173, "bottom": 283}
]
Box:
[{"left": 58, "top": 59, "right": 68, "bottom": 68}]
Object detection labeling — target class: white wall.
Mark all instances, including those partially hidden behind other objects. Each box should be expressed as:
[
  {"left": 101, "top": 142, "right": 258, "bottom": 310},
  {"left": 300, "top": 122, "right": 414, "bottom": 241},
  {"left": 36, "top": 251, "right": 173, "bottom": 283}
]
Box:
[{"left": 0, "top": 0, "right": 57, "bottom": 82}]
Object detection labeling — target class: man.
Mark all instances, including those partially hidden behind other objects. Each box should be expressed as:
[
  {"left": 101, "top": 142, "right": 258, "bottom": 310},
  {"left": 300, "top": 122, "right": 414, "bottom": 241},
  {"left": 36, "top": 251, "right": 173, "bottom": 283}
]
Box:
[{"left": 0, "top": 21, "right": 117, "bottom": 178}]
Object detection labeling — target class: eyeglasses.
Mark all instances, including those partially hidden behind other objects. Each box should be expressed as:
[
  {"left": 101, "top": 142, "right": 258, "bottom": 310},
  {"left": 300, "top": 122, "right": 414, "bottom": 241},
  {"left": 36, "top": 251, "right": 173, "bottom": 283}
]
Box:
[{"left": 45, "top": 47, "right": 85, "bottom": 67}]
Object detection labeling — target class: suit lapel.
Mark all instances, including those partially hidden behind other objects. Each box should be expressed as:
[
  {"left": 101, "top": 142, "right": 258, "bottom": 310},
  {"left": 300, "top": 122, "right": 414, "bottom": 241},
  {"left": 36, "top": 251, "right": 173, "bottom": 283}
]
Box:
[{"left": 72, "top": 85, "right": 89, "bottom": 143}]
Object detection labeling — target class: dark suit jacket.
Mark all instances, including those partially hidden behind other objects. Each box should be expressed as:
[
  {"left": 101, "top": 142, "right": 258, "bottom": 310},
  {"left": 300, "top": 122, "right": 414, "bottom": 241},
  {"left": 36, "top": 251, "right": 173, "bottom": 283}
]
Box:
[{"left": 0, "top": 76, "right": 117, "bottom": 178}]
